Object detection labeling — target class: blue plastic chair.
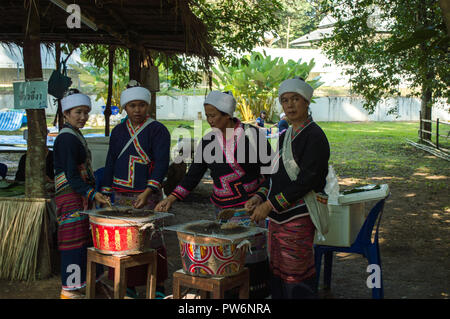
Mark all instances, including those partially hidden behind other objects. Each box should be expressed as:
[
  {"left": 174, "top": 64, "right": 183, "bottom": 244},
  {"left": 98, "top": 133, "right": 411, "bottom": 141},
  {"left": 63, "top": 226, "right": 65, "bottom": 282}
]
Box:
[
  {"left": 0, "top": 163, "right": 7, "bottom": 179},
  {"left": 314, "top": 196, "right": 388, "bottom": 299}
]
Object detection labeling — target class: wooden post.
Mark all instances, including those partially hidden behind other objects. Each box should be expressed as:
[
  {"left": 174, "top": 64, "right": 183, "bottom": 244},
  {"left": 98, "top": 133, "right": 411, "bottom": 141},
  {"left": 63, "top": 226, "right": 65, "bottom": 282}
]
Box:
[
  {"left": 53, "top": 43, "right": 64, "bottom": 130},
  {"left": 129, "top": 48, "right": 141, "bottom": 83},
  {"left": 150, "top": 92, "right": 156, "bottom": 119},
  {"left": 23, "top": 0, "right": 47, "bottom": 198},
  {"left": 436, "top": 118, "right": 439, "bottom": 149},
  {"left": 419, "top": 111, "right": 422, "bottom": 141},
  {"left": 104, "top": 46, "right": 115, "bottom": 136}
]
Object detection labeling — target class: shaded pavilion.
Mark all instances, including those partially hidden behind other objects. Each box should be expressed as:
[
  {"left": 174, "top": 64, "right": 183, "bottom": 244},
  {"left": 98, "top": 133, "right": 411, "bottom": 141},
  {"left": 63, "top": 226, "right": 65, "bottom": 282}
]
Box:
[{"left": 0, "top": 0, "right": 216, "bottom": 280}]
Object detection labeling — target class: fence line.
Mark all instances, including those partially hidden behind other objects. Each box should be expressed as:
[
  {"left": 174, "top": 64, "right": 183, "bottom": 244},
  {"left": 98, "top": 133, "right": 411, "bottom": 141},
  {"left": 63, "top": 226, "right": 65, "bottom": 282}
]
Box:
[{"left": 419, "top": 111, "right": 450, "bottom": 151}]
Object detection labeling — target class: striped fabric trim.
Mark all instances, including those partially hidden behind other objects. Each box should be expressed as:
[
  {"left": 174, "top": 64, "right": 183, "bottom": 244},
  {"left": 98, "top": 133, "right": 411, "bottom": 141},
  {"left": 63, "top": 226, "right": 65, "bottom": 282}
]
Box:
[
  {"left": 256, "top": 187, "right": 269, "bottom": 198},
  {"left": 275, "top": 192, "right": 290, "bottom": 210},
  {"left": 268, "top": 216, "right": 316, "bottom": 283},
  {"left": 55, "top": 172, "right": 70, "bottom": 193},
  {"left": 147, "top": 179, "right": 161, "bottom": 190},
  {"left": 172, "top": 185, "right": 190, "bottom": 200},
  {"left": 86, "top": 187, "right": 96, "bottom": 202},
  {"left": 113, "top": 155, "right": 148, "bottom": 189},
  {"left": 291, "top": 116, "right": 313, "bottom": 140},
  {"left": 55, "top": 192, "right": 90, "bottom": 251},
  {"left": 270, "top": 196, "right": 306, "bottom": 215},
  {"left": 57, "top": 210, "right": 88, "bottom": 226},
  {"left": 100, "top": 186, "right": 113, "bottom": 195},
  {"left": 62, "top": 282, "right": 87, "bottom": 291}
]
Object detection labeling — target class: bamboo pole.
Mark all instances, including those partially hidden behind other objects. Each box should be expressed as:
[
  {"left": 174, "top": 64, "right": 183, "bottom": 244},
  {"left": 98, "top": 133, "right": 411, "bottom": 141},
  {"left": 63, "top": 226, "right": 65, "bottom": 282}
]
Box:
[{"left": 406, "top": 139, "right": 450, "bottom": 161}]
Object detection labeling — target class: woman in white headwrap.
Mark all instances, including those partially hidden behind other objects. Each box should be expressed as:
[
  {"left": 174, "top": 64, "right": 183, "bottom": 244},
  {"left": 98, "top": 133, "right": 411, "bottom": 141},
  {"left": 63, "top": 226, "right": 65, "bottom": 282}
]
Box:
[
  {"left": 53, "top": 89, "right": 110, "bottom": 299},
  {"left": 100, "top": 81, "right": 171, "bottom": 297},
  {"left": 155, "top": 90, "right": 273, "bottom": 299},
  {"left": 245, "top": 77, "right": 330, "bottom": 299},
  {"left": 277, "top": 112, "right": 289, "bottom": 133}
]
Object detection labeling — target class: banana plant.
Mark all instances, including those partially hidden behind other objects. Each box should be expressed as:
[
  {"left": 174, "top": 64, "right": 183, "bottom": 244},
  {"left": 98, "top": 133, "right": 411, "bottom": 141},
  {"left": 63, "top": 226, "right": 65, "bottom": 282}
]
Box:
[{"left": 213, "top": 51, "right": 323, "bottom": 122}]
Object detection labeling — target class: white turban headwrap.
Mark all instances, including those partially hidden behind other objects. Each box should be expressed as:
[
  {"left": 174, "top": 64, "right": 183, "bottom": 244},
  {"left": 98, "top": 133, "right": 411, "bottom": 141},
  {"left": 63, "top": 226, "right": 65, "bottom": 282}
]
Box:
[
  {"left": 278, "top": 77, "right": 314, "bottom": 103},
  {"left": 61, "top": 93, "right": 91, "bottom": 112},
  {"left": 280, "top": 112, "right": 286, "bottom": 120},
  {"left": 120, "top": 86, "right": 151, "bottom": 108},
  {"left": 204, "top": 91, "right": 236, "bottom": 116}
]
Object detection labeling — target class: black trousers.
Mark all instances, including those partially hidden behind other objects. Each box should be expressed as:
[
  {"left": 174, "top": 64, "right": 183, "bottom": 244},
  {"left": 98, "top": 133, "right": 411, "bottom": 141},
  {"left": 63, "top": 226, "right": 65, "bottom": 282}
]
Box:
[{"left": 270, "top": 273, "right": 318, "bottom": 299}]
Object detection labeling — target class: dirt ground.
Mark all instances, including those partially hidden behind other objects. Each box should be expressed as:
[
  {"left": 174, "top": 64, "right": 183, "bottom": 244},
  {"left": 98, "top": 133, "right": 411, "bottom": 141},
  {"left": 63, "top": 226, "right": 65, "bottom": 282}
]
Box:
[{"left": 0, "top": 154, "right": 448, "bottom": 299}]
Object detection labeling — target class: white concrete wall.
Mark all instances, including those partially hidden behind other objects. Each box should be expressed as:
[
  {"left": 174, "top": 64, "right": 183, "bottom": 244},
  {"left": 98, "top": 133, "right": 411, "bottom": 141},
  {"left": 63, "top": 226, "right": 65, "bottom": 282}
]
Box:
[
  {"left": 0, "top": 94, "right": 107, "bottom": 114},
  {"left": 0, "top": 94, "right": 448, "bottom": 122},
  {"left": 308, "top": 97, "right": 450, "bottom": 122},
  {"left": 305, "top": 97, "right": 449, "bottom": 122},
  {"left": 156, "top": 95, "right": 206, "bottom": 120},
  {"left": 155, "top": 95, "right": 449, "bottom": 122}
]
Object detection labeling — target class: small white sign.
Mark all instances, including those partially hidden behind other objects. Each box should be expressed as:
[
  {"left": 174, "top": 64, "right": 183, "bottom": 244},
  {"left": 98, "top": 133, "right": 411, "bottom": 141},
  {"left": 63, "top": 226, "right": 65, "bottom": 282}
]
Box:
[{"left": 13, "top": 81, "right": 48, "bottom": 109}]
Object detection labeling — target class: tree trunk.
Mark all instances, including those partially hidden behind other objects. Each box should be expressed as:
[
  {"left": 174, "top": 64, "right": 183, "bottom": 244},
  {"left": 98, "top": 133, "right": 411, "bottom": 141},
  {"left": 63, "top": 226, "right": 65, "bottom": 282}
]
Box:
[
  {"left": 286, "top": 17, "right": 291, "bottom": 48},
  {"left": 439, "top": 0, "right": 450, "bottom": 37},
  {"left": 23, "top": 0, "right": 47, "bottom": 198},
  {"left": 104, "top": 46, "right": 115, "bottom": 136},
  {"left": 417, "top": 2, "right": 433, "bottom": 142}
]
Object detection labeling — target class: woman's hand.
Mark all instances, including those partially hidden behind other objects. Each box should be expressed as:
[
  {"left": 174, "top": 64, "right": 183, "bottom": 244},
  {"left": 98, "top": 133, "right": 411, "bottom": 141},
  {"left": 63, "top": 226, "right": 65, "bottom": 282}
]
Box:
[
  {"left": 250, "top": 200, "right": 272, "bottom": 223},
  {"left": 154, "top": 195, "right": 177, "bottom": 212},
  {"left": 134, "top": 188, "right": 153, "bottom": 209},
  {"left": 94, "top": 192, "right": 111, "bottom": 206},
  {"left": 244, "top": 195, "right": 263, "bottom": 213}
]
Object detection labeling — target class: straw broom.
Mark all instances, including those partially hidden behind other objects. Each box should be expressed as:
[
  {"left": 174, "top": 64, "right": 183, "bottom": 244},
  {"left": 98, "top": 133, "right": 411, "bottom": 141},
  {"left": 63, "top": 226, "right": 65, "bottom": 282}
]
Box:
[{"left": 0, "top": 197, "right": 47, "bottom": 281}]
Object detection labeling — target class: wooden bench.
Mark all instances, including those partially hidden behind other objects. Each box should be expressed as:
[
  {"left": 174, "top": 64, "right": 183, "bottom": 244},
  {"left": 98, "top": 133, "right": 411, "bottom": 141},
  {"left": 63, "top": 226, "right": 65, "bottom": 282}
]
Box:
[
  {"left": 86, "top": 247, "right": 157, "bottom": 299},
  {"left": 172, "top": 268, "right": 249, "bottom": 299}
]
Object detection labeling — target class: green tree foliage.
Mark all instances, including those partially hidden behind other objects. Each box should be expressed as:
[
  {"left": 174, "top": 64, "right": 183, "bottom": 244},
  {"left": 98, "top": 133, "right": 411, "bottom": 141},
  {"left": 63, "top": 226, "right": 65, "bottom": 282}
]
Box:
[
  {"left": 71, "top": 45, "right": 129, "bottom": 109},
  {"left": 77, "top": 1, "right": 284, "bottom": 91},
  {"left": 190, "top": 0, "right": 282, "bottom": 64},
  {"left": 272, "top": 0, "right": 324, "bottom": 48},
  {"left": 212, "top": 51, "right": 323, "bottom": 122},
  {"left": 72, "top": 45, "right": 180, "bottom": 111},
  {"left": 318, "top": 0, "right": 449, "bottom": 124}
]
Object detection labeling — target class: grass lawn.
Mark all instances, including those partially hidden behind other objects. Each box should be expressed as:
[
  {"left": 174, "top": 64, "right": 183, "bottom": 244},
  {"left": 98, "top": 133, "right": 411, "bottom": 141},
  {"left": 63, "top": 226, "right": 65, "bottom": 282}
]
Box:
[{"left": 317, "top": 122, "right": 449, "bottom": 191}]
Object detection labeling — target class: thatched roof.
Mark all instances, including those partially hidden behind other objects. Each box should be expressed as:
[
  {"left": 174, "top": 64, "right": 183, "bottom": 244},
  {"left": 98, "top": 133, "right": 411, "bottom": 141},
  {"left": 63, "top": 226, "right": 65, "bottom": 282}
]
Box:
[{"left": 0, "top": 0, "right": 217, "bottom": 60}]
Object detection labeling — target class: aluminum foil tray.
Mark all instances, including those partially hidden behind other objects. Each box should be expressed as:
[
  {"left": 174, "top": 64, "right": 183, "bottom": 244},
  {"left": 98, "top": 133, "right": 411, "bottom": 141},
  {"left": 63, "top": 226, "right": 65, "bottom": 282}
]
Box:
[
  {"left": 163, "top": 219, "right": 267, "bottom": 242},
  {"left": 80, "top": 205, "right": 173, "bottom": 223}
]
